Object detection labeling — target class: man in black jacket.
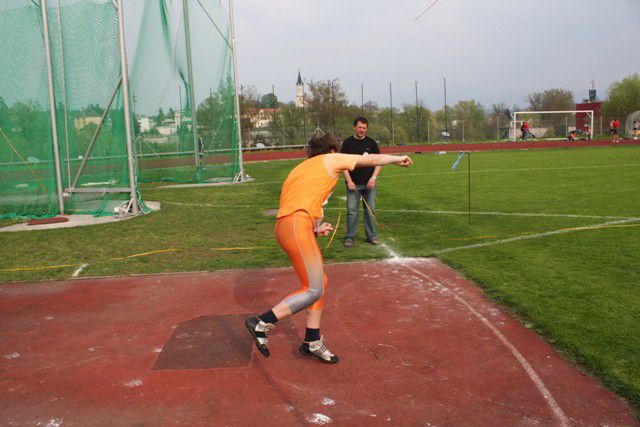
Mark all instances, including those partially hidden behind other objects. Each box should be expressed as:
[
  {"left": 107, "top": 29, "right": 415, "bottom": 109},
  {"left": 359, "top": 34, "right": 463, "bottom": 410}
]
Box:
[{"left": 340, "top": 117, "right": 380, "bottom": 247}]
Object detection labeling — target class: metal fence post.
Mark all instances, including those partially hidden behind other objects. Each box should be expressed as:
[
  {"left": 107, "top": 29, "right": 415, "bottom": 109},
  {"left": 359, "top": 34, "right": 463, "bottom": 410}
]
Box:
[
  {"left": 117, "top": 0, "right": 140, "bottom": 213},
  {"left": 40, "top": 0, "right": 65, "bottom": 215}
]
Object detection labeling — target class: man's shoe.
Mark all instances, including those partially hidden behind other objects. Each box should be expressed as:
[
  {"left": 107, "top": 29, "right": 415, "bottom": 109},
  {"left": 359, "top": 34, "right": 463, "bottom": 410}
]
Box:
[
  {"left": 343, "top": 239, "right": 354, "bottom": 248},
  {"left": 245, "top": 316, "right": 274, "bottom": 357},
  {"left": 299, "top": 337, "right": 339, "bottom": 364},
  {"left": 367, "top": 237, "right": 380, "bottom": 246}
]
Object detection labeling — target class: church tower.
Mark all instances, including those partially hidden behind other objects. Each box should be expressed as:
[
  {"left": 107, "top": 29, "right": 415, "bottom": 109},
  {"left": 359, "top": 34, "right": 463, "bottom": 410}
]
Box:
[{"left": 295, "top": 70, "right": 305, "bottom": 108}]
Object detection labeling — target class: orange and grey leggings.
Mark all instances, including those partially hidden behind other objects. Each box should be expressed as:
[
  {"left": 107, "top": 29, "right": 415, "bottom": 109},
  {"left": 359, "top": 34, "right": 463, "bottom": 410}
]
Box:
[{"left": 275, "top": 211, "right": 327, "bottom": 313}]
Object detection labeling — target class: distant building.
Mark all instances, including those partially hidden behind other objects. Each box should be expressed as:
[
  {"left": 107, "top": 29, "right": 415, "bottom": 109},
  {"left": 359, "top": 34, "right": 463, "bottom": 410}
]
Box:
[
  {"left": 139, "top": 116, "right": 153, "bottom": 133},
  {"left": 74, "top": 116, "right": 102, "bottom": 130},
  {"left": 252, "top": 108, "right": 279, "bottom": 128},
  {"left": 156, "top": 119, "right": 177, "bottom": 135},
  {"left": 295, "top": 70, "right": 305, "bottom": 108}
]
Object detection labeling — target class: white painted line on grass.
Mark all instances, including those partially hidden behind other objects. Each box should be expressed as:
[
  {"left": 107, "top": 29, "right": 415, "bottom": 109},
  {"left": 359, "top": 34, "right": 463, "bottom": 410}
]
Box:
[
  {"left": 333, "top": 208, "right": 636, "bottom": 220},
  {"left": 72, "top": 264, "right": 88, "bottom": 278},
  {"left": 163, "top": 201, "right": 636, "bottom": 221},
  {"left": 402, "top": 263, "right": 570, "bottom": 427},
  {"left": 433, "top": 218, "right": 640, "bottom": 256},
  {"left": 381, "top": 162, "right": 640, "bottom": 180}
]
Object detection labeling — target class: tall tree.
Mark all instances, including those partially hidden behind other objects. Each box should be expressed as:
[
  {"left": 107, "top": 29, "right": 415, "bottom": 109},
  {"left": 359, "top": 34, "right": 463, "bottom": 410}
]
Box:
[
  {"left": 601, "top": 73, "right": 640, "bottom": 120},
  {"left": 260, "top": 93, "right": 279, "bottom": 109},
  {"left": 305, "top": 79, "right": 350, "bottom": 130},
  {"left": 526, "top": 88, "right": 574, "bottom": 111}
]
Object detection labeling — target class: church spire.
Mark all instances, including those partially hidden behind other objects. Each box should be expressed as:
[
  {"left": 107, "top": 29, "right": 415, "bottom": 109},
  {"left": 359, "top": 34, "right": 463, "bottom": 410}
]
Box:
[{"left": 296, "top": 70, "right": 303, "bottom": 86}]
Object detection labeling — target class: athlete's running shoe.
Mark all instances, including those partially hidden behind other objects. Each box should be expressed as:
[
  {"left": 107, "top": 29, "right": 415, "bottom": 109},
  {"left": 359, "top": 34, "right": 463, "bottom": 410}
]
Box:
[
  {"left": 245, "top": 316, "right": 274, "bottom": 357},
  {"left": 300, "top": 337, "right": 339, "bottom": 364}
]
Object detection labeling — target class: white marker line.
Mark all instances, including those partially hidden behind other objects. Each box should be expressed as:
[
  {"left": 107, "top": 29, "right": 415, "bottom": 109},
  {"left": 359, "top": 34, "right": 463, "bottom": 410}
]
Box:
[
  {"left": 382, "top": 162, "right": 640, "bottom": 180},
  {"left": 238, "top": 161, "right": 640, "bottom": 187},
  {"left": 71, "top": 263, "right": 88, "bottom": 278},
  {"left": 433, "top": 218, "right": 640, "bottom": 256},
  {"left": 340, "top": 208, "right": 636, "bottom": 220},
  {"left": 403, "top": 263, "right": 570, "bottom": 427},
  {"left": 163, "top": 201, "right": 636, "bottom": 221}
]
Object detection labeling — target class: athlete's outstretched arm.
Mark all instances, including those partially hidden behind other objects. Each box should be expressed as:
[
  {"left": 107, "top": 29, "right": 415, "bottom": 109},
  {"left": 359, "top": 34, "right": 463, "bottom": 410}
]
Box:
[{"left": 355, "top": 154, "right": 413, "bottom": 168}]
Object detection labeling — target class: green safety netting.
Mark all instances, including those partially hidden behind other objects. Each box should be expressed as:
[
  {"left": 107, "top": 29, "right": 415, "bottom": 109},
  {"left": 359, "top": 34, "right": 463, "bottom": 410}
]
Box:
[
  {"left": 0, "top": 0, "right": 144, "bottom": 219},
  {"left": 129, "top": 0, "right": 242, "bottom": 183},
  {"left": 0, "top": 2, "right": 58, "bottom": 218}
]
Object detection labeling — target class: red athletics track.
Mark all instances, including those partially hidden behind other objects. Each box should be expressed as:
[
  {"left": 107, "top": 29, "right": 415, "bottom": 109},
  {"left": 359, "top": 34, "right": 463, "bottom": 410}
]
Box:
[
  {"left": 0, "top": 259, "right": 636, "bottom": 426},
  {"left": 243, "top": 139, "right": 639, "bottom": 162}
]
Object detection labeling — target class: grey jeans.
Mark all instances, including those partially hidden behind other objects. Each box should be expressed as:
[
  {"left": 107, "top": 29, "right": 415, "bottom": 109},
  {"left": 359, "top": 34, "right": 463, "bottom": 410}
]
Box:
[{"left": 345, "top": 184, "right": 377, "bottom": 241}]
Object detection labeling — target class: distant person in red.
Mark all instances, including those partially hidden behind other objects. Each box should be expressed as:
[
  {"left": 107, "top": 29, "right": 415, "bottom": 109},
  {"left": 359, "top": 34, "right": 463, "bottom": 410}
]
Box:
[
  {"left": 520, "top": 121, "right": 530, "bottom": 141},
  {"left": 609, "top": 119, "right": 621, "bottom": 143},
  {"left": 567, "top": 130, "right": 577, "bottom": 142},
  {"left": 583, "top": 124, "right": 591, "bottom": 141}
]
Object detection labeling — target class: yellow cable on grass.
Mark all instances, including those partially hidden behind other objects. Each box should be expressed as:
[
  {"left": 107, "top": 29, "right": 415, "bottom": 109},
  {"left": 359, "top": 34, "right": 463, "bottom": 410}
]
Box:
[
  {"left": 324, "top": 208, "right": 341, "bottom": 251},
  {"left": 210, "top": 246, "right": 269, "bottom": 251},
  {"left": 0, "top": 263, "right": 80, "bottom": 272},
  {"left": 361, "top": 196, "right": 379, "bottom": 226},
  {"left": 110, "top": 248, "right": 180, "bottom": 261},
  {"left": 0, "top": 127, "right": 47, "bottom": 193}
]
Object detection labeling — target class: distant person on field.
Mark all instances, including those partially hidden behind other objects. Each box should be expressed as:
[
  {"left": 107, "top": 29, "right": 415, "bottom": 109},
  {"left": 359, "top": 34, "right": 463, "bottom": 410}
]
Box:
[
  {"left": 198, "top": 133, "right": 205, "bottom": 161},
  {"left": 341, "top": 116, "right": 381, "bottom": 248},
  {"left": 633, "top": 120, "right": 640, "bottom": 140},
  {"left": 520, "top": 121, "right": 530, "bottom": 141},
  {"left": 583, "top": 124, "right": 591, "bottom": 141},
  {"left": 609, "top": 119, "right": 620, "bottom": 143},
  {"left": 567, "top": 130, "right": 577, "bottom": 142},
  {"left": 244, "top": 132, "right": 412, "bottom": 363}
]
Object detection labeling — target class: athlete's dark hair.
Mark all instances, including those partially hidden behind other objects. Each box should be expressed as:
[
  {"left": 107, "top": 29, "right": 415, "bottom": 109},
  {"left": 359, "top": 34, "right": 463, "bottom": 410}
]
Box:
[
  {"left": 306, "top": 132, "right": 341, "bottom": 158},
  {"left": 353, "top": 116, "right": 369, "bottom": 127}
]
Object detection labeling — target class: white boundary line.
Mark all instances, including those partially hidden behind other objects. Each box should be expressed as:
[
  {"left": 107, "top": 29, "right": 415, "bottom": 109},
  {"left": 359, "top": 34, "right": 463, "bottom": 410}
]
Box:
[
  {"left": 401, "top": 262, "right": 570, "bottom": 426},
  {"left": 433, "top": 218, "right": 640, "bottom": 256},
  {"left": 365, "top": 162, "right": 640, "bottom": 181},
  {"left": 347, "top": 208, "right": 636, "bottom": 220},
  {"left": 243, "top": 162, "right": 640, "bottom": 186},
  {"left": 71, "top": 263, "right": 88, "bottom": 278},
  {"left": 376, "top": 240, "right": 570, "bottom": 425},
  {"left": 162, "top": 201, "right": 636, "bottom": 221}
]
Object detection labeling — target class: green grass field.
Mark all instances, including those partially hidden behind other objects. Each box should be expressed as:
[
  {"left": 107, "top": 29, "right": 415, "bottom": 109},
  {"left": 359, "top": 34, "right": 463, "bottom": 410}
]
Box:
[{"left": 1, "top": 145, "right": 639, "bottom": 413}]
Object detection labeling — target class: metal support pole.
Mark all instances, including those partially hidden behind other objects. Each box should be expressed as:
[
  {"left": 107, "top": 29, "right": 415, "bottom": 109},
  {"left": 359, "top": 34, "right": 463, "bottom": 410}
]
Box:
[
  {"left": 229, "top": 0, "right": 245, "bottom": 178},
  {"left": 116, "top": 0, "right": 140, "bottom": 213},
  {"left": 70, "top": 78, "right": 122, "bottom": 190},
  {"left": 302, "top": 93, "right": 307, "bottom": 141},
  {"left": 462, "top": 120, "right": 465, "bottom": 142},
  {"left": 444, "top": 77, "right": 449, "bottom": 140},
  {"left": 468, "top": 152, "right": 471, "bottom": 223},
  {"left": 271, "top": 85, "right": 277, "bottom": 146},
  {"left": 389, "top": 82, "right": 394, "bottom": 146},
  {"left": 54, "top": 0, "right": 71, "bottom": 187},
  {"left": 331, "top": 81, "right": 336, "bottom": 135},
  {"left": 497, "top": 117, "right": 500, "bottom": 140},
  {"left": 41, "top": 0, "right": 65, "bottom": 215},
  {"left": 182, "top": 0, "right": 200, "bottom": 169},
  {"left": 415, "top": 81, "right": 420, "bottom": 142}
]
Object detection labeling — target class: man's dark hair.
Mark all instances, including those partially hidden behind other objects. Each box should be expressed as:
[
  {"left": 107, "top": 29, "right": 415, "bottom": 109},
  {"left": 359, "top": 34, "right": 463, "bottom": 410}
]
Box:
[
  {"left": 306, "top": 132, "right": 341, "bottom": 158},
  {"left": 353, "top": 116, "right": 369, "bottom": 127}
]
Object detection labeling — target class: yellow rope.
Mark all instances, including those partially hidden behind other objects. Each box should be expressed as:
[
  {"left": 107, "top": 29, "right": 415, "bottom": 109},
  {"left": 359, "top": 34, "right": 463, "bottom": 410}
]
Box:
[
  {"left": 0, "top": 127, "right": 47, "bottom": 193},
  {"left": 324, "top": 208, "right": 341, "bottom": 251},
  {"left": 110, "top": 248, "right": 180, "bottom": 261},
  {"left": 0, "top": 263, "right": 80, "bottom": 273},
  {"left": 361, "top": 195, "right": 379, "bottom": 226},
  {"left": 210, "top": 246, "right": 268, "bottom": 251}
]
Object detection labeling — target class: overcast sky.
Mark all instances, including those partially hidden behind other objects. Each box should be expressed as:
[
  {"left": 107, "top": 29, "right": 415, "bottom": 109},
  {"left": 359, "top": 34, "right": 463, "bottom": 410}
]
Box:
[{"left": 233, "top": 0, "right": 640, "bottom": 111}]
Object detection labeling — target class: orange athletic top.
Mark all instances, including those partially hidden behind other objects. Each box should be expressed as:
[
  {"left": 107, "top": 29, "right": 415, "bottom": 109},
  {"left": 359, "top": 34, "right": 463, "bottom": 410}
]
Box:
[{"left": 277, "top": 153, "right": 359, "bottom": 220}]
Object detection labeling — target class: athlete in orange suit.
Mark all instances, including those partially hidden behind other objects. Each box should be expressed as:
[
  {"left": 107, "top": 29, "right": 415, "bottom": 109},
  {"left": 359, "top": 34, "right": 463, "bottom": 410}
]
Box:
[{"left": 245, "top": 132, "right": 412, "bottom": 363}]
